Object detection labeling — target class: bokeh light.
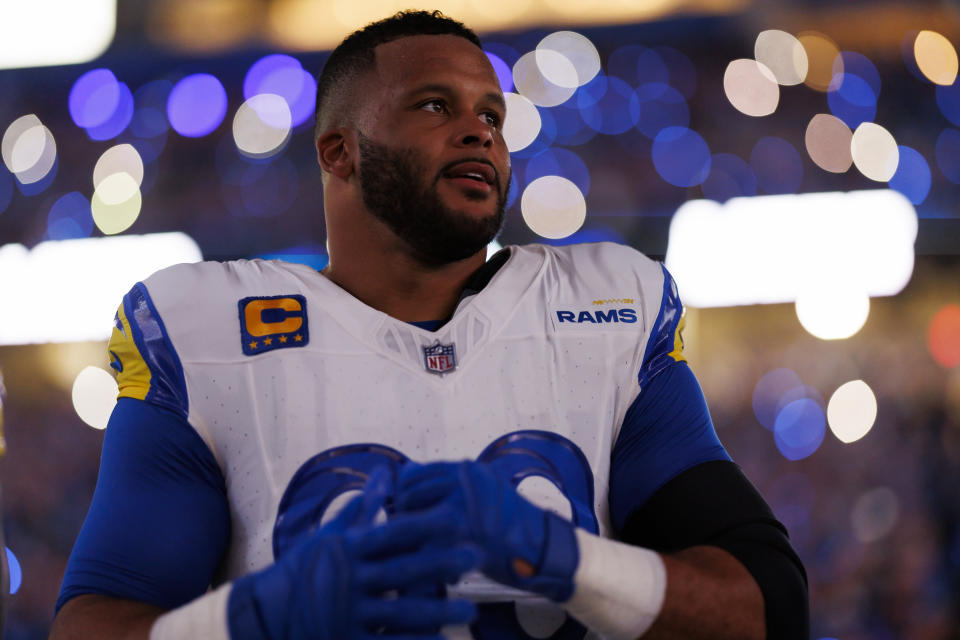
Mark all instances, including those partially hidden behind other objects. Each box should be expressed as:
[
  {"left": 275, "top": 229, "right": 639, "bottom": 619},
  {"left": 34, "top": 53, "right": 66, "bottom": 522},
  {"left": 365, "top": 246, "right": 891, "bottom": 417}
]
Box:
[
  {"left": 827, "top": 73, "right": 876, "bottom": 129},
  {"left": 750, "top": 136, "right": 803, "bottom": 194},
  {"left": 723, "top": 59, "right": 779, "bottom": 117},
  {"left": 798, "top": 31, "right": 841, "bottom": 92},
  {"left": 71, "top": 365, "right": 118, "bottom": 430},
  {"left": 579, "top": 75, "right": 637, "bottom": 135},
  {"left": 0, "top": 166, "right": 12, "bottom": 215},
  {"left": 502, "top": 92, "right": 541, "bottom": 152},
  {"left": 833, "top": 52, "right": 881, "bottom": 99},
  {"left": 86, "top": 82, "right": 134, "bottom": 141},
  {"left": 167, "top": 73, "right": 228, "bottom": 138},
  {"left": 485, "top": 51, "right": 514, "bottom": 92},
  {"left": 632, "top": 82, "right": 689, "bottom": 139},
  {"left": 652, "top": 127, "right": 711, "bottom": 187},
  {"left": 233, "top": 94, "right": 292, "bottom": 158},
  {"left": 6, "top": 548, "right": 21, "bottom": 595},
  {"left": 656, "top": 46, "right": 697, "bottom": 99},
  {"left": 753, "top": 368, "right": 805, "bottom": 430},
  {"left": 46, "top": 192, "right": 93, "bottom": 240},
  {"left": 92, "top": 173, "right": 142, "bottom": 234},
  {"left": 935, "top": 128, "right": 960, "bottom": 184},
  {"left": 888, "top": 146, "right": 932, "bottom": 205},
  {"left": 94, "top": 144, "right": 144, "bottom": 191},
  {"left": 914, "top": 30, "right": 958, "bottom": 86},
  {"left": 774, "top": 398, "right": 827, "bottom": 461},
  {"left": 243, "top": 54, "right": 316, "bottom": 127},
  {"left": 68, "top": 69, "right": 120, "bottom": 129},
  {"left": 796, "top": 288, "right": 870, "bottom": 340},
  {"left": 15, "top": 157, "right": 57, "bottom": 196},
  {"left": 524, "top": 147, "right": 590, "bottom": 195},
  {"left": 851, "top": 122, "right": 899, "bottom": 182},
  {"left": 927, "top": 304, "right": 960, "bottom": 368},
  {"left": 701, "top": 153, "right": 757, "bottom": 202},
  {"left": 607, "top": 45, "right": 664, "bottom": 87},
  {"left": 520, "top": 175, "right": 586, "bottom": 239},
  {"left": 755, "top": 30, "right": 808, "bottom": 86},
  {"left": 851, "top": 487, "right": 899, "bottom": 543},
  {"left": 537, "top": 31, "right": 600, "bottom": 87},
  {"left": 513, "top": 50, "right": 576, "bottom": 107},
  {"left": 1, "top": 114, "right": 57, "bottom": 185},
  {"left": 935, "top": 81, "right": 960, "bottom": 127},
  {"left": 827, "top": 380, "right": 878, "bottom": 444},
  {"left": 805, "top": 113, "right": 853, "bottom": 173}
]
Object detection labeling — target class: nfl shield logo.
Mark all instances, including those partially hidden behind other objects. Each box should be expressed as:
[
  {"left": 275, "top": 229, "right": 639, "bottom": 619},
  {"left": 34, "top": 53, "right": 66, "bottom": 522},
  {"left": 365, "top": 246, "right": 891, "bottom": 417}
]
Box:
[{"left": 423, "top": 341, "right": 457, "bottom": 375}]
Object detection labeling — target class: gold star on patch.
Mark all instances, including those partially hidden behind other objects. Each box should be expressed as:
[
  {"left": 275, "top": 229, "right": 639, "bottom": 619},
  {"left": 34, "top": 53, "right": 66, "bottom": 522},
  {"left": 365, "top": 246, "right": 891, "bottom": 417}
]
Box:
[
  {"left": 294, "top": 334, "right": 303, "bottom": 342},
  {"left": 263, "top": 338, "right": 273, "bottom": 345},
  {"left": 249, "top": 341, "right": 258, "bottom": 349},
  {"left": 279, "top": 335, "right": 288, "bottom": 343}
]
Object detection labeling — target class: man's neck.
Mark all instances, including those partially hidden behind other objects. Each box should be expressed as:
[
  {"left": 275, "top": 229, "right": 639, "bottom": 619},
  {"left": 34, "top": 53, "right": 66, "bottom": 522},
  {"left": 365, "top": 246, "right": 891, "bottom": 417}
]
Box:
[{"left": 322, "top": 247, "right": 486, "bottom": 323}]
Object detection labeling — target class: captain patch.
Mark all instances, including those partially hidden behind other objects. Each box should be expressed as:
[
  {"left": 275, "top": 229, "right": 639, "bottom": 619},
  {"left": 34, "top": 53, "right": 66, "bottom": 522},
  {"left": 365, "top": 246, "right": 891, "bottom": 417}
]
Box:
[{"left": 239, "top": 295, "right": 309, "bottom": 356}]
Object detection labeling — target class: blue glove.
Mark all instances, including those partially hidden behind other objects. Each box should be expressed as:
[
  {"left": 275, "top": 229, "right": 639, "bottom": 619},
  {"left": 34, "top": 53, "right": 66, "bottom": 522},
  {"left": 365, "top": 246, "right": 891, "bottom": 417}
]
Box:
[
  {"left": 228, "top": 467, "right": 480, "bottom": 640},
  {"left": 395, "top": 461, "right": 579, "bottom": 602}
]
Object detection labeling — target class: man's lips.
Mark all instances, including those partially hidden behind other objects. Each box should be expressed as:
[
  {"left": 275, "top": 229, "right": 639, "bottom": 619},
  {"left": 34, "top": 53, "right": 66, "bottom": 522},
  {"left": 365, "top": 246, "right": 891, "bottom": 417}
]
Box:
[{"left": 442, "top": 161, "right": 497, "bottom": 188}]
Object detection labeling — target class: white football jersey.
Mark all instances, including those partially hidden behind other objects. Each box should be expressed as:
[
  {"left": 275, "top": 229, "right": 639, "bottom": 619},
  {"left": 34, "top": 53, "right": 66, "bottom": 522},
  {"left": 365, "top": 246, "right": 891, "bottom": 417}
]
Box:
[{"left": 109, "top": 241, "right": 679, "bottom": 640}]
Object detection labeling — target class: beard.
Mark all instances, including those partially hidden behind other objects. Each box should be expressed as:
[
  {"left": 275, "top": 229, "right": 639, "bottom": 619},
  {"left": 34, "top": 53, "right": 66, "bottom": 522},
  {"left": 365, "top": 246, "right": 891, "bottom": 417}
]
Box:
[{"left": 357, "top": 134, "right": 509, "bottom": 266}]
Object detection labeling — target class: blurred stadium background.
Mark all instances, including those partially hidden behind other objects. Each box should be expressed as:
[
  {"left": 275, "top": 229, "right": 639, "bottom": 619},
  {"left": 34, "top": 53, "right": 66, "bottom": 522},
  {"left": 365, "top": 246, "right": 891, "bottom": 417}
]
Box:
[{"left": 1, "top": 0, "right": 960, "bottom": 638}]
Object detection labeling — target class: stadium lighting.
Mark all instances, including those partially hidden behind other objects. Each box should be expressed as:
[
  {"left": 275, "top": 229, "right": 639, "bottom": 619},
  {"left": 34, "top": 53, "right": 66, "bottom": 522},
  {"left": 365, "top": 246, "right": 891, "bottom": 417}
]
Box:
[
  {"left": 665, "top": 190, "right": 917, "bottom": 308},
  {"left": 0, "top": 233, "right": 201, "bottom": 344},
  {"left": 0, "top": 0, "right": 116, "bottom": 69}
]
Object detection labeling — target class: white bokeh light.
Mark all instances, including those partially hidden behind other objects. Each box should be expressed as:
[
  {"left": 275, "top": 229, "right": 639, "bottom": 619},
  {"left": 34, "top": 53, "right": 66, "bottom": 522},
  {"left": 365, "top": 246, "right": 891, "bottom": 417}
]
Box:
[
  {"left": 92, "top": 173, "right": 142, "bottom": 235},
  {"left": 851, "top": 122, "right": 899, "bottom": 182},
  {"left": 521, "top": 176, "right": 586, "bottom": 239},
  {"left": 795, "top": 286, "right": 870, "bottom": 340},
  {"left": 827, "top": 379, "right": 878, "bottom": 443},
  {"left": 1, "top": 114, "right": 57, "bottom": 184},
  {"left": 71, "top": 365, "right": 118, "bottom": 430},
  {"left": 513, "top": 51, "right": 577, "bottom": 107},
  {"left": 723, "top": 59, "right": 779, "bottom": 117},
  {"left": 502, "top": 92, "right": 541, "bottom": 152},
  {"left": 94, "top": 143, "right": 144, "bottom": 190},
  {"left": 233, "top": 93, "right": 292, "bottom": 158},
  {"left": 537, "top": 31, "right": 600, "bottom": 87},
  {"left": 754, "top": 30, "right": 808, "bottom": 86},
  {"left": 805, "top": 113, "right": 853, "bottom": 173}
]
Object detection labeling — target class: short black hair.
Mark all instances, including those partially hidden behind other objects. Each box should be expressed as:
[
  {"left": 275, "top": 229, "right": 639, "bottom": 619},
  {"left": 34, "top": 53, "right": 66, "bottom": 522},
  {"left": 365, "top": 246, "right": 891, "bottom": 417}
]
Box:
[{"left": 314, "top": 10, "right": 483, "bottom": 140}]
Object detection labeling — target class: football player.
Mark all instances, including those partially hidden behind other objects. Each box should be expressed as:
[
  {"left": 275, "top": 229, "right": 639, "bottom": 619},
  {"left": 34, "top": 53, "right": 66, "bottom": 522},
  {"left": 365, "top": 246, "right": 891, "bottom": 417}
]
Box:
[{"left": 51, "top": 10, "right": 807, "bottom": 640}]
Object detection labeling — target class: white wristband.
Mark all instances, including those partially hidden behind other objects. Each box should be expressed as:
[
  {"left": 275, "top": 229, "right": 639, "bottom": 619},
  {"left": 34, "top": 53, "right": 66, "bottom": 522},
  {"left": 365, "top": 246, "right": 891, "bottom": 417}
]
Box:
[
  {"left": 563, "top": 529, "right": 667, "bottom": 640},
  {"left": 149, "top": 582, "right": 233, "bottom": 640}
]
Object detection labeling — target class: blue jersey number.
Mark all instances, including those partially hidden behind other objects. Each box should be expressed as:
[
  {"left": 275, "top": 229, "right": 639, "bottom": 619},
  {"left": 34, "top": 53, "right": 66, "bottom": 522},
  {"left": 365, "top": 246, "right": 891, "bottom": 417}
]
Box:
[{"left": 273, "top": 431, "right": 597, "bottom": 640}]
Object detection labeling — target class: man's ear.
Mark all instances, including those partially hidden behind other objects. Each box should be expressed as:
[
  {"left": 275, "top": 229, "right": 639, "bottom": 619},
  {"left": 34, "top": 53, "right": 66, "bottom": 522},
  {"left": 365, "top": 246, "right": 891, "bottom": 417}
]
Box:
[{"left": 316, "top": 128, "right": 354, "bottom": 179}]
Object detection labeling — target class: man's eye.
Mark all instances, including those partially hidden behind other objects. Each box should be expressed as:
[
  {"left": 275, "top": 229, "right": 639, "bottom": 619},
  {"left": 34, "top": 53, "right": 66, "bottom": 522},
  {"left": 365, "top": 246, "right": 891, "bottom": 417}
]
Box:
[
  {"left": 482, "top": 112, "right": 502, "bottom": 127},
  {"left": 421, "top": 100, "right": 446, "bottom": 113}
]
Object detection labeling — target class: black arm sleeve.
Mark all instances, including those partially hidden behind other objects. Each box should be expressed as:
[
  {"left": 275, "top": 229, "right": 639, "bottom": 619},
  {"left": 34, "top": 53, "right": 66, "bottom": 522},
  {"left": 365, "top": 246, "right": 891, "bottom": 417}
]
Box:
[{"left": 617, "top": 460, "right": 809, "bottom": 639}]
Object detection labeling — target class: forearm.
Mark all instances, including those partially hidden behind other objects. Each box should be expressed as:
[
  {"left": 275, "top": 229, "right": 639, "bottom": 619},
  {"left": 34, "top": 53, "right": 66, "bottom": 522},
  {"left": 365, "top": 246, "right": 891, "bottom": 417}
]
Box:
[
  {"left": 49, "top": 594, "right": 165, "bottom": 640},
  {"left": 563, "top": 531, "right": 764, "bottom": 640}
]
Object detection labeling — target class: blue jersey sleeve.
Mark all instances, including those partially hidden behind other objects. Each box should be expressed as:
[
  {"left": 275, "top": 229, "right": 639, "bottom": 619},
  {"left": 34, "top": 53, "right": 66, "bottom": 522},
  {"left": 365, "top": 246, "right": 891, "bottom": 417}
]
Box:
[
  {"left": 609, "top": 361, "right": 731, "bottom": 533},
  {"left": 56, "top": 397, "right": 230, "bottom": 613}
]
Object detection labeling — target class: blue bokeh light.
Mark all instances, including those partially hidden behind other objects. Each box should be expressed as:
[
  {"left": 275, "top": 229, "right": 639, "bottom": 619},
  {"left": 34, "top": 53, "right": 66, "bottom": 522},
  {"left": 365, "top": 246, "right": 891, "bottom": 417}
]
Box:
[
  {"left": 0, "top": 167, "right": 12, "bottom": 215},
  {"left": 774, "top": 399, "right": 827, "bottom": 461},
  {"left": 69, "top": 69, "right": 120, "bottom": 129},
  {"left": 652, "top": 126, "right": 711, "bottom": 187},
  {"left": 753, "top": 368, "right": 804, "bottom": 430},
  {"left": 167, "top": 74, "right": 228, "bottom": 138},
  {"left": 506, "top": 171, "right": 519, "bottom": 209},
  {"left": 632, "top": 82, "right": 689, "bottom": 139},
  {"left": 46, "top": 192, "right": 93, "bottom": 240},
  {"left": 485, "top": 51, "right": 513, "bottom": 93},
  {"left": 244, "top": 55, "right": 316, "bottom": 127},
  {"left": 524, "top": 147, "right": 590, "bottom": 195},
  {"left": 936, "top": 80, "right": 960, "bottom": 128},
  {"left": 750, "top": 136, "right": 803, "bottom": 194},
  {"left": 889, "top": 146, "right": 932, "bottom": 205},
  {"left": 125, "top": 131, "right": 168, "bottom": 165},
  {"left": 936, "top": 128, "right": 960, "bottom": 184},
  {"left": 636, "top": 48, "right": 670, "bottom": 87},
  {"left": 580, "top": 75, "right": 638, "bottom": 135},
  {"left": 575, "top": 73, "right": 608, "bottom": 110},
  {"left": 701, "top": 152, "right": 757, "bottom": 202},
  {"left": 130, "top": 107, "right": 169, "bottom": 139},
  {"left": 607, "top": 45, "right": 651, "bottom": 86},
  {"left": 483, "top": 42, "right": 520, "bottom": 69},
  {"left": 776, "top": 385, "right": 825, "bottom": 416},
  {"left": 827, "top": 73, "right": 877, "bottom": 129},
  {"left": 6, "top": 547, "right": 21, "bottom": 595},
  {"left": 86, "top": 82, "right": 134, "bottom": 141},
  {"left": 834, "top": 51, "right": 881, "bottom": 99},
  {"left": 656, "top": 46, "right": 697, "bottom": 99},
  {"left": 552, "top": 104, "right": 595, "bottom": 146}
]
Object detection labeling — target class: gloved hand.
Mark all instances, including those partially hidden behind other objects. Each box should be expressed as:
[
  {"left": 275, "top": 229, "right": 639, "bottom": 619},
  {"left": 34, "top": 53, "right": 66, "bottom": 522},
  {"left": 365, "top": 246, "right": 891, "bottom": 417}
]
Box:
[
  {"left": 228, "top": 467, "right": 480, "bottom": 640},
  {"left": 395, "top": 461, "right": 580, "bottom": 602}
]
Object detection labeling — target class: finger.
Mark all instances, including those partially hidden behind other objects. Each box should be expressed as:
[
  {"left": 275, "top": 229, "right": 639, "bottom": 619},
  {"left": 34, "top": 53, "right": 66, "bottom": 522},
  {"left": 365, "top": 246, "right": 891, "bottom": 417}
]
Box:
[
  {"left": 357, "top": 545, "right": 482, "bottom": 592},
  {"left": 397, "top": 461, "right": 461, "bottom": 493},
  {"left": 324, "top": 492, "right": 366, "bottom": 532},
  {"left": 395, "top": 475, "right": 459, "bottom": 512},
  {"left": 357, "top": 466, "right": 391, "bottom": 524},
  {"left": 351, "top": 510, "right": 463, "bottom": 557},
  {"left": 358, "top": 597, "right": 477, "bottom": 630}
]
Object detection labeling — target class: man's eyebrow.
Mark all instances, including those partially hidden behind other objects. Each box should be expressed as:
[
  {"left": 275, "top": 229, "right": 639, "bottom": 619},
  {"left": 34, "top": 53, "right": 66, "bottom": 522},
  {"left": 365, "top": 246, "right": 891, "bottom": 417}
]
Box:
[{"left": 407, "top": 84, "right": 506, "bottom": 111}]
